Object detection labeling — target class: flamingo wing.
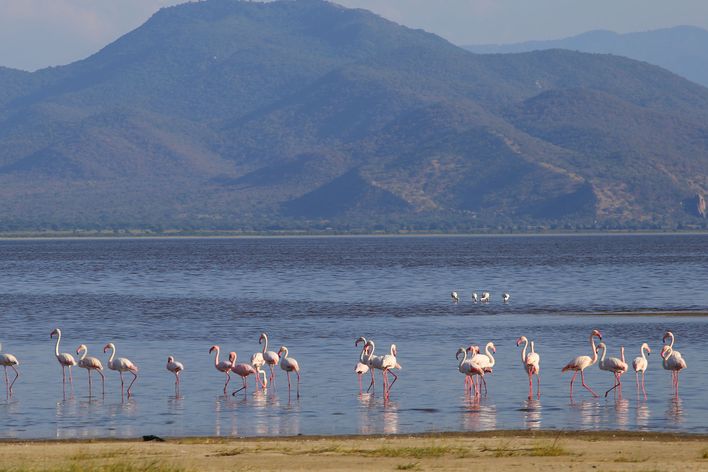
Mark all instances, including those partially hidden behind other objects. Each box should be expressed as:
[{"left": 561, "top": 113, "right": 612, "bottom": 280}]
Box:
[{"left": 562, "top": 355, "right": 591, "bottom": 372}]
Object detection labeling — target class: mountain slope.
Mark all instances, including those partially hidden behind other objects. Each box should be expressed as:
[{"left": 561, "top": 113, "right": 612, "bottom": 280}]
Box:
[
  {"left": 0, "top": 0, "right": 706, "bottom": 231},
  {"left": 464, "top": 25, "right": 708, "bottom": 88}
]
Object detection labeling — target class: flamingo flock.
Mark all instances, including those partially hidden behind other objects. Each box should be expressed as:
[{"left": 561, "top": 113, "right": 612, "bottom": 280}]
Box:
[{"left": 0, "top": 328, "right": 689, "bottom": 404}]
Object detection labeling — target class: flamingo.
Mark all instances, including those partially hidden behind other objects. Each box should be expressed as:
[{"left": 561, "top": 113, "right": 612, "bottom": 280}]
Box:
[
  {"left": 76, "top": 344, "right": 104, "bottom": 396},
  {"left": 517, "top": 336, "right": 540, "bottom": 399},
  {"left": 480, "top": 292, "right": 491, "bottom": 303},
  {"left": 278, "top": 346, "right": 300, "bottom": 398},
  {"left": 451, "top": 291, "right": 460, "bottom": 303},
  {"left": 456, "top": 347, "right": 484, "bottom": 396},
  {"left": 50, "top": 329, "right": 77, "bottom": 386},
  {"left": 662, "top": 331, "right": 683, "bottom": 362},
  {"left": 470, "top": 342, "right": 495, "bottom": 396},
  {"left": 661, "top": 345, "right": 687, "bottom": 395},
  {"left": 250, "top": 352, "right": 266, "bottom": 391},
  {"left": 379, "top": 344, "right": 401, "bottom": 397},
  {"left": 103, "top": 343, "right": 138, "bottom": 397},
  {"left": 209, "top": 345, "right": 235, "bottom": 394},
  {"left": 632, "top": 343, "right": 650, "bottom": 399},
  {"left": 364, "top": 339, "right": 385, "bottom": 393},
  {"left": 472, "top": 292, "right": 478, "bottom": 303},
  {"left": 166, "top": 356, "right": 184, "bottom": 392},
  {"left": 597, "top": 342, "right": 628, "bottom": 397},
  {"left": 0, "top": 342, "right": 19, "bottom": 395},
  {"left": 502, "top": 293, "right": 510, "bottom": 304},
  {"left": 259, "top": 333, "right": 279, "bottom": 384},
  {"left": 354, "top": 336, "right": 370, "bottom": 394},
  {"left": 231, "top": 352, "right": 263, "bottom": 396},
  {"left": 562, "top": 329, "right": 602, "bottom": 397}
]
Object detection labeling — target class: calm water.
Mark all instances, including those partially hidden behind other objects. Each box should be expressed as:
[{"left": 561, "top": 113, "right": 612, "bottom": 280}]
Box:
[{"left": 0, "top": 235, "right": 707, "bottom": 439}]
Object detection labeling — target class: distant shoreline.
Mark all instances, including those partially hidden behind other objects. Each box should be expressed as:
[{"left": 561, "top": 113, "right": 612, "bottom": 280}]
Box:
[{"left": 0, "top": 229, "right": 707, "bottom": 240}]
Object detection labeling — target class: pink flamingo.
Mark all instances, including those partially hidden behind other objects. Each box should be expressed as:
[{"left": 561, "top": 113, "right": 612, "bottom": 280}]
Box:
[
  {"left": 597, "top": 342, "right": 628, "bottom": 397},
  {"left": 517, "top": 336, "right": 540, "bottom": 399},
  {"left": 470, "top": 342, "right": 495, "bottom": 396},
  {"left": 76, "top": 344, "right": 104, "bottom": 396},
  {"left": 364, "top": 339, "right": 384, "bottom": 393},
  {"left": 354, "top": 336, "right": 371, "bottom": 394},
  {"left": 209, "top": 345, "right": 235, "bottom": 394},
  {"left": 0, "top": 342, "right": 19, "bottom": 395},
  {"left": 632, "top": 343, "right": 650, "bottom": 399},
  {"left": 51, "top": 329, "right": 77, "bottom": 386},
  {"left": 166, "top": 356, "right": 184, "bottom": 393},
  {"left": 278, "top": 346, "right": 300, "bottom": 398},
  {"left": 103, "top": 343, "right": 138, "bottom": 397},
  {"left": 231, "top": 352, "right": 264, "bottom": 396},
  {"left": 456, "top": 347, "right": 484, "bottom": 396},
  {"left": 562, "top": 329, "right": 602, "bottom": 397},
  {"left": 365, "top": 340, "right": 400, "bottom": 398},
  {"left": 258, "top": 333, "right": 280, "bottom": 384},
  {"left": 661, "top": 345, "right": 687, "bottom": 395}
]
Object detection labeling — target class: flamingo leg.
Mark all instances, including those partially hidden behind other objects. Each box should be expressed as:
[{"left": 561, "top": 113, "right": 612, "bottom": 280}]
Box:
[
  {"left": 287, "top": 371, "right": 292, "bottom": 393},
  {"left": 386, "top": 369, "right": 398, "bottom": 394},
  {"left": 605, "top": 373, "right": 620, "bottom": 397},
  {"left": 127, "top": 370, "right": 138, "bottom": 396},
  {"left": 62, "top": 365, "right": 66, "bottom": 385},
  {"left": 357, "top": 373, "right": 363, "bottom": 394},
  {"left": 367, "top": 369, "right": 375, "bottom": 393},
  {"left": 4, "top": 367, "right": 8, "bottom": 394},
  {"left": 224, "top": 371, "right": 231, "bottom": 395},
  {"left": 641, "top": 371, "right": 647, "bottom": 399},
  {"left": 536, "top": 373, "right": 541, "bottom": 398},
  {"left": 580, "top": 370, "right": 598, "bottom": 397},
  {"left": 296, "top": 371, "right": 300, "bottom": 398},
  {"left": 97, "top": 370, "right": 105, "bottom": 396},
  {"left": 269, "top": 365, "right": 275, "bottom": 385},
  {"left": 120, "top": 371, "right": 125, "bottom": 394},
  {"left": 69, "top": 366, "right": 73, "bottom": 385},
  {"left": 569, "top": 371, "right": 578, "bottom": 397},
  {"left": 480, "top": 375, "right": 488, "bottom": 396},
  {"left": 528, "top": 372, "right": 533, "bottom": 399},
  {"left": 88, "top": 369, "right": 92, "bottom": 396}
]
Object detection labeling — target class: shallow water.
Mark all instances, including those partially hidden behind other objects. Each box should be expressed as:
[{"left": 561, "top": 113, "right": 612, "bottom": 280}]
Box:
[{"left": 0, "top": 235, "right": 706, "bottom": 439}]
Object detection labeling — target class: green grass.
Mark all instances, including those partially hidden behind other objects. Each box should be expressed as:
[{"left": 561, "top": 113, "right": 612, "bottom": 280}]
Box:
[{"left": 530, "top": 442, "right": 567, "bottom": 457}]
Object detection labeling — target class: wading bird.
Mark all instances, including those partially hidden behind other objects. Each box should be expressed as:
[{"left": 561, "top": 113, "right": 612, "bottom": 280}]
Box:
[
  {"left": 456, "top": 347, "right": 484, "bottom": 396},
  {"left": 632, "top": 343, "right": 650, "bottom": 399},
  {"left": 209, "top": 345, "right": 235, "bottom": 394},
  {"left": 258, "top": 333, "right": 279, "bottom": 384},
  {"left": 451, "top": 291, "right": 459, "bottom": 303},
  {"left": 76, "top": 344, "right": 104, "bottom": 396},
  {"left": 479, "top": 292, "right": 491, "bottom": 303},
  {"left": 661, "top": 344, "right": 687, "bottom": 396},
  {"left": 470, "top": 342, "right": 495, "bottom": 396},
  {"left": 354, "top": 336, "right": 370, "bottom": 394},
  {"left": 562, "top": 329, "right": 602, "bottom": 397},
  {"left": 517, "top": 336, "right": 540, "bottom": 399},
  {"left": 231, "top": 352, "right": 263, "bottom": 396},
  {"left": 166, "top": 356, "right": 184, "bottom": 393},
  {"left": 502, "top": 293, "right": 510, "bottom": 304},
  {"left": 472, "top": 292, "right": 478, "bottom": 303},
  {"left": 278, "top": 346, "right": 300, "bottom": 398},
  {"left": 104, "top": 343, "right": 138, "bottom": 397},
  {"left": 51, "top": 329, "right": 77, "bottom": 386},
  {"left": 0, "top": 342, "right": 19, "bottom": 395},
  {"left": 597, "top": 343, "right": 628, "bottom": 397}
]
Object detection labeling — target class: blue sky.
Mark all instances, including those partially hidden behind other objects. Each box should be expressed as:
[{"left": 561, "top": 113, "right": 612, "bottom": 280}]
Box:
[{"left": 2, "top": 0, "right": 708, "bottom": 71}]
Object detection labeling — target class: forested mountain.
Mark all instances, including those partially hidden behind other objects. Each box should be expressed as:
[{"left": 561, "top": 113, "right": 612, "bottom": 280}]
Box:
[{"left": 0, "top": 0, "right": 706, "bottom": 232}]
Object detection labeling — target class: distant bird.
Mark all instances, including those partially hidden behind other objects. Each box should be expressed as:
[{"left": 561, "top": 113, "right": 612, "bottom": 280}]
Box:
[
  {"left": 472, "top": 292, "right": 479, "bottom": 303},
  {"left": 76, "top": 344, "right": 104, "bottom": 396},
  {"left": 451, "top": 291, "right": 460, "bottom": 303},
  {"left": 104, "top": 343, "right": 139, "bottom": 397},
  {"left": 258, "top": 333, "right": 280, "bottom": 384},
  {"left": 597, "top": 343, "right": 628, "bottom": 397},
  {"left": 502, "top": 293, "right": 510, "bottom": 304},
  {"left": 632, "top": 343, "right": 651, "bottom": 399},
  {"left": 50, "top": 329, "right": 77, "bottom": 386},
  {"left": 231, "top": 352, "right": 263, "bottom": 396},
  {"left": 562, "top": 329, "right": 602, "bottom": 397},
  {"left": 479, "top": 292, "right": 491, "bottom": 303},
  {"left": 0, "top": 342, "right": 19, "bottom": 395},
  {"left": 209, "top": 345, "right": 235, "bottom": 395},
  {"left": 661, "top": 345, "right": 687, "bottom": 396},
  {"left": 278, "top": 346, "right": 301, "bottom": 398},
  {"left": 354, "top": 336, "right": 371, "bottom": 394},
  {"left": 166, "top": 356, "right": 184, "bottom": 393},
  {"left": 456, "top": 347, "right": 484, "bottom": 396},
  {"left": 516, "top": 336, "right": 540, "bottom": 399}
]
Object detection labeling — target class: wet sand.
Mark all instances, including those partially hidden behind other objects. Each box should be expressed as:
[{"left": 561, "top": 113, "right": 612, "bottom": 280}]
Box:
[{"left": 1, "top": 431, "right": 706, "bottom": 471}]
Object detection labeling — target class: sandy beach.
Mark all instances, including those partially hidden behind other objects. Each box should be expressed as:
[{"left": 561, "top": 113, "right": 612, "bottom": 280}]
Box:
[{"left": 1, "top": 431, "right": 706, "bottom": 471}]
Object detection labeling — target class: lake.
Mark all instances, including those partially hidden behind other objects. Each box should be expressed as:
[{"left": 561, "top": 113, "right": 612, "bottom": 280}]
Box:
[{"left": 0, "top": 234, "right": 706, "bottom": 439}]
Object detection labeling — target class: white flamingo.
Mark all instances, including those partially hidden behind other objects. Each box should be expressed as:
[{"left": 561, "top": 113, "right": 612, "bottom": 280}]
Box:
[
  {"left": 661, "top": 344, "right": 687, "bottom": 396},
  {"left": 502, "top": 293, "right": 510, "bottom": 303},
  {"left": 209, "top": 345, "right": 235, "bottom": 394},
  {"left": 166, "top": 356, "right": 184, "bottom": 392},
  {"left": 470, "top": 342, "right": 495, "bottom": 395},
  {"left": 0, "top": 342, "right": 19, "bottom": 395},
  {"left": 597, "top": 342, "right": 628, "bottom": 397},
  {"left": 51, "top": 329, "right": 77, "bottom": 386},
  {"left": 354, "top": 336, "right": 371, "bottom": 394},
  {"left": 516, "top": 336, "right": 540, "bottom": 399},
  {"left": 76, "top": 344, "right": 104, "bottom": 396},
  {"left": 479, "top": 292, "right": 491, "bottom": 303},
  {"left": 451, "top": 291, "right": 459, "bottom": 303},
  {"left": 364, "top": 339, "right": 384, "bottom": 393},
  {"left": 278, "top": 346, "right": 300, "bottom": 398},
  {"left": 103, "top": 343, "right": 139, "bottom": 397},
  {"left": 456, "top": 347, "right": 484, "bottom": 396},
  {"left": 258, "top": 333, "right": 279, "bottom": 384},
  {"left": 562, "top": 329, "right": 602, "bottom": 397},
  {"left": 632, "top": 343, "right": 650, "bottom": 399},
  {"left": 472, "top": 292, "right": 479, "bottom": 303}
]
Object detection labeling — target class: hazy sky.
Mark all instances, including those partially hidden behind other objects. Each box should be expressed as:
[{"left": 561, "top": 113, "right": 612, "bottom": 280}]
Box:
[{"left": 2, "top": 0, "right": 708, "bottom": 71}]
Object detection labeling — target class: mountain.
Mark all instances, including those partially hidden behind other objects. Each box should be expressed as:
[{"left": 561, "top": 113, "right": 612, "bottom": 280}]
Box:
[
  {"left": 464, "top": 26, "right": 708, "bottom": 88},
  {"left": 0, "top": 0, "right": 707, "bottom": 232}
]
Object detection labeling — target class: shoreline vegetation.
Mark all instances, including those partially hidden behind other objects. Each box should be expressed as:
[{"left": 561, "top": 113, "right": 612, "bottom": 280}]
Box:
[{"left": 1, "top": 430, "right": 707, "bottom": 471}]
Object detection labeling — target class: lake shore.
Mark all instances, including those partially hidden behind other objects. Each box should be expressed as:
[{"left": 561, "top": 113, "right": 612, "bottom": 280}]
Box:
[{"left": 2, "top": 430, "right": 707, "bottom": 471}]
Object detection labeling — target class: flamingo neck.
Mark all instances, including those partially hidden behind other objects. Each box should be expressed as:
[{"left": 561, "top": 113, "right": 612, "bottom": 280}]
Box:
[
  {"left": 458, "top": 349, "right": 467, "bottom": 368},
  {"left": 390, "top": 345, "right": 396, "bottom": 356},
  {"left": 641, "top": 344, "right": 649, "bottom": 360},
  {"left": 359, "top": 340, "right": 369, "bottom": 363},
  {"left": 54, "top": 331, "right": 61, "bottom": 357},
  {"left": 589, "top": 334, "right": 599, "bottom": 365},
  {"left": 485, "top": 343, "right": 495, "bottom": 366},
  {"left": 212, "top": 346, "right": 220, "bottom": 366},
  {"left": 519, "top": 338, "right": 528, "bottom": 364},
  {"left": 368, "top": 341, "right": 375, "bottom": 357},
  {"left": 78, "top": 347, "right": 87, "bottom": 361},
  {"left": 281, "top": 348, "right": 289, "bottom": 359},
  {"left": 530, "top": 341, "right": 535, "bottom": 354},
  {"left": 598, "top": 344, "right": 606, "bottom": 364},
  {"left": 107, "top": 345, "right": 115, "bottom": 364},
  {"left": 620, "top": 346, "right": 625, "bottom": 364},
  {"left": 262, "top": 334, "right": 268, "bottom": 354},
  {"left": 667, "top": 333, "right": 675, "bottom": 348}
]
